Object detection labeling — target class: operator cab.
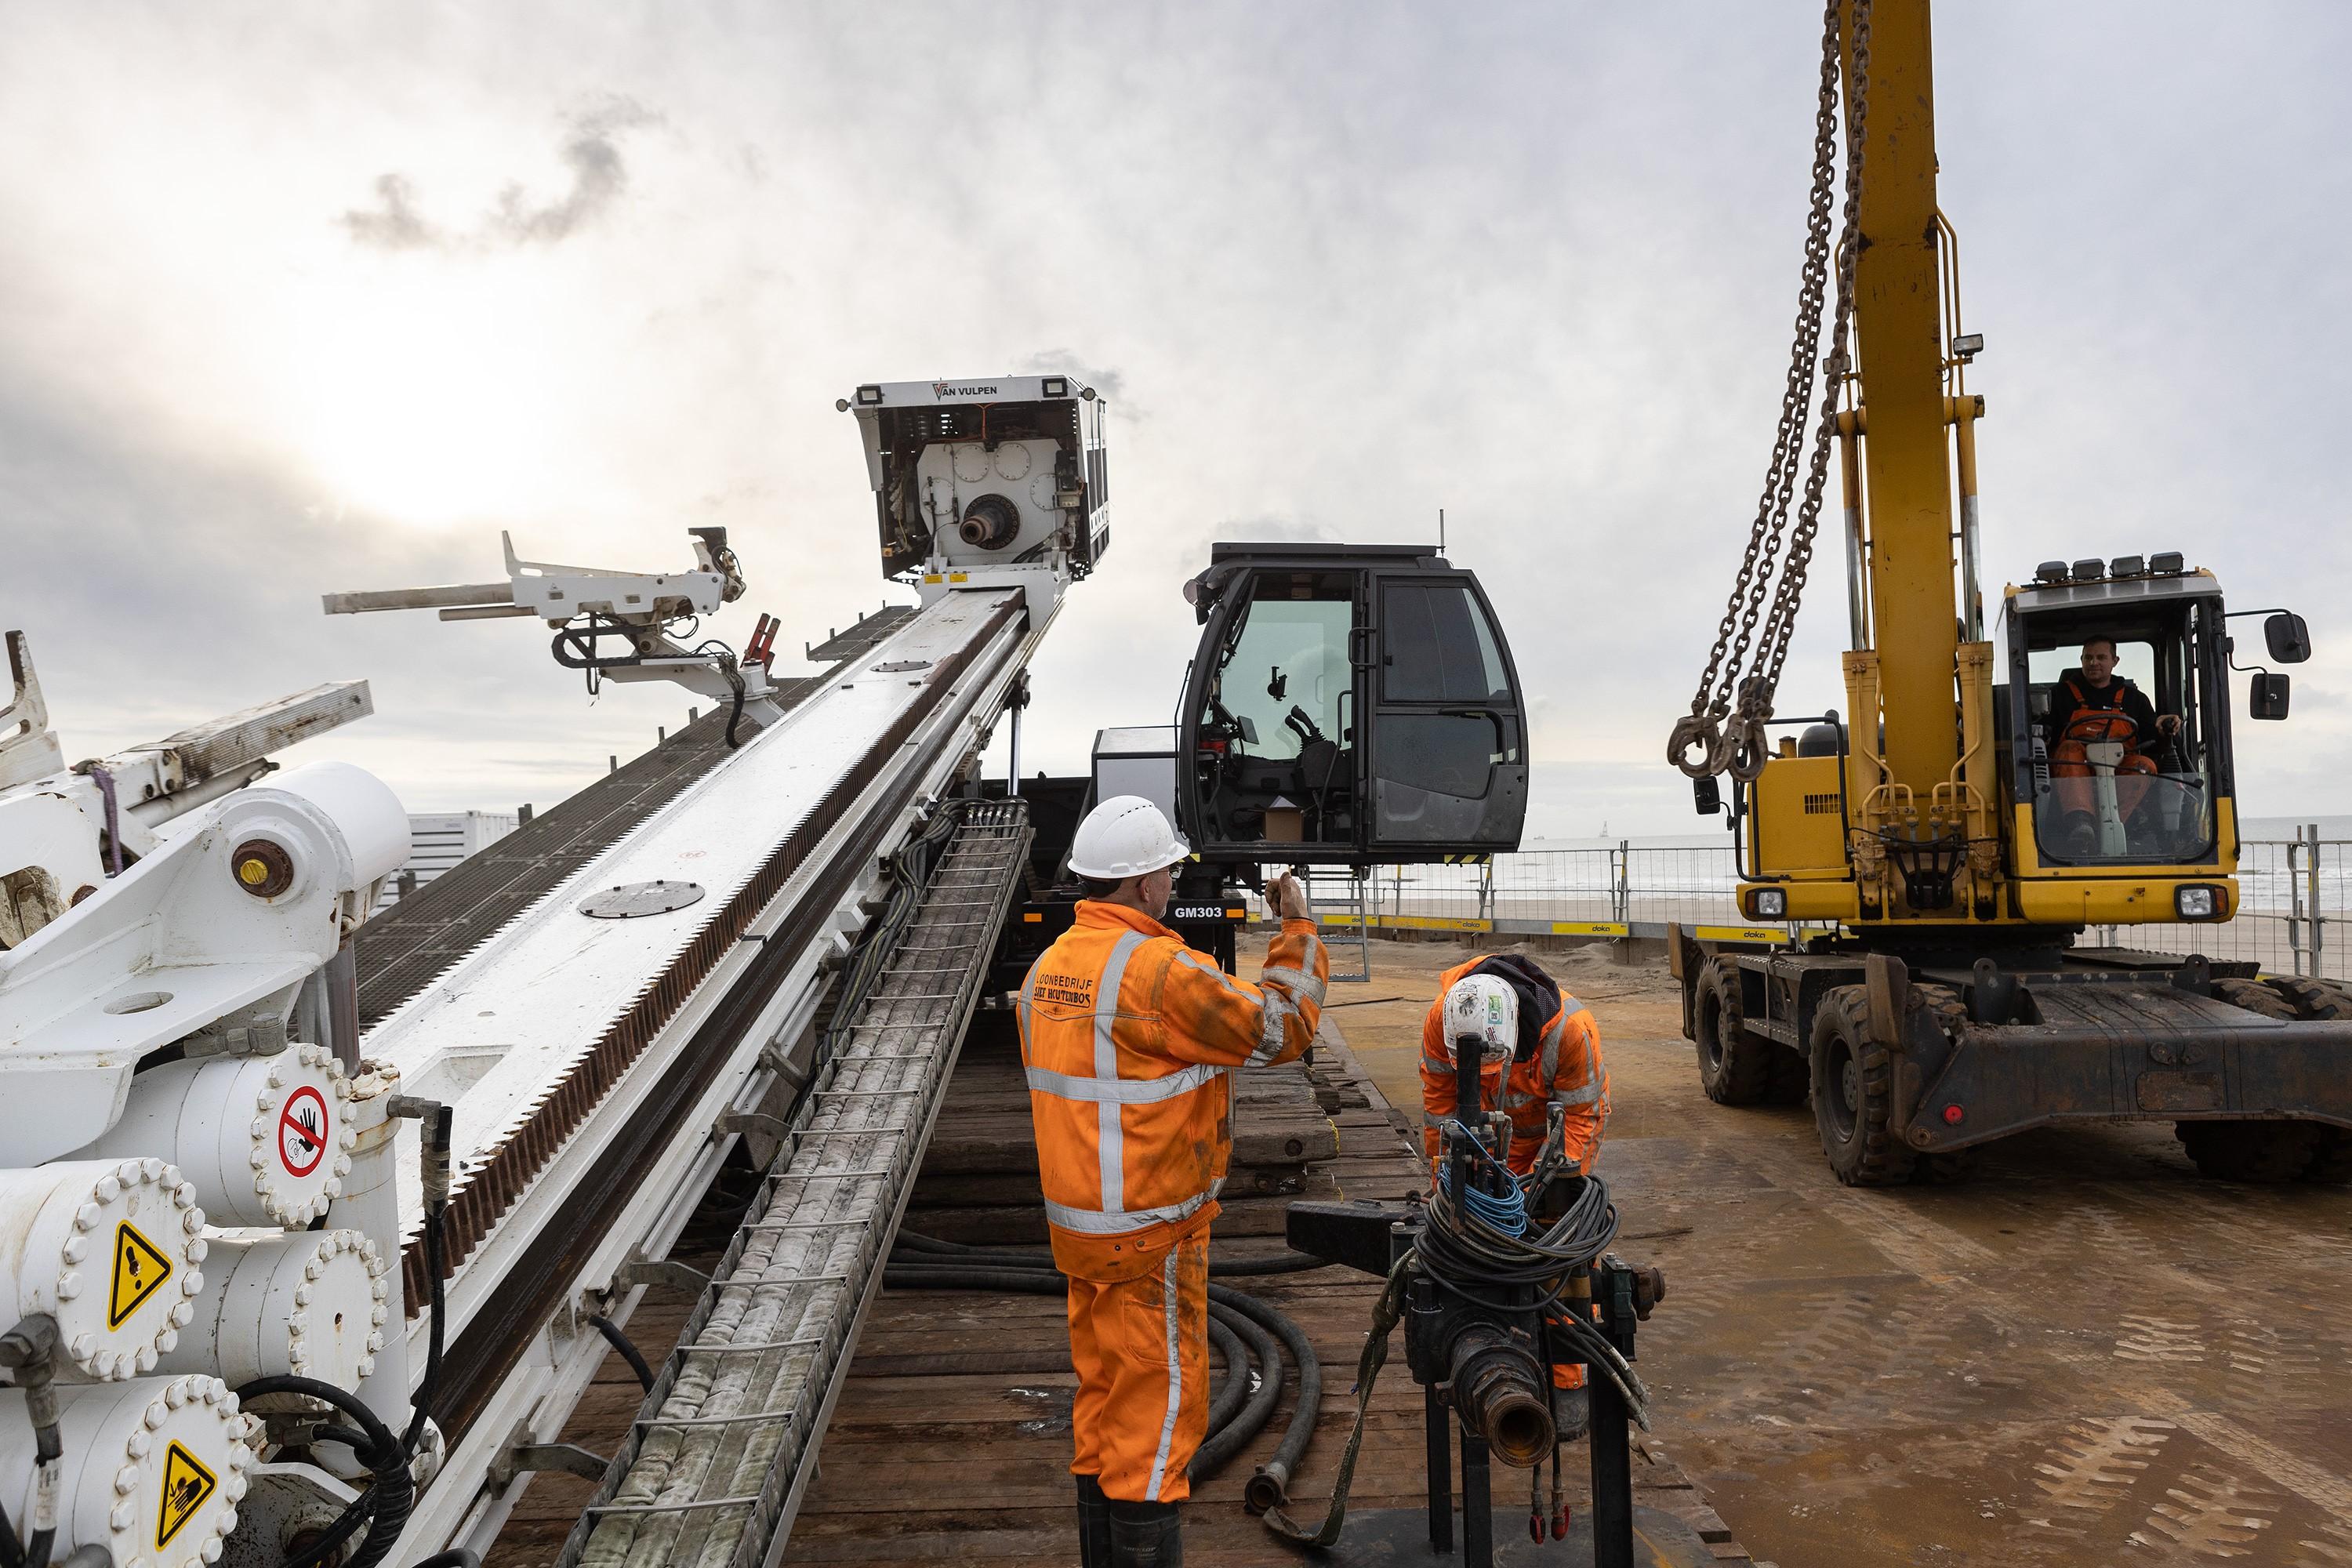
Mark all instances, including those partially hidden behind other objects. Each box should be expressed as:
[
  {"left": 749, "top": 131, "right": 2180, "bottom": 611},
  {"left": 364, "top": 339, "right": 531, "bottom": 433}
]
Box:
[
  {"left": 1171, "top": 544, "right": 1528, "bottom": 865},
  {"left": 2003, "top": 555, "right": 2306, "bottom": 866}
]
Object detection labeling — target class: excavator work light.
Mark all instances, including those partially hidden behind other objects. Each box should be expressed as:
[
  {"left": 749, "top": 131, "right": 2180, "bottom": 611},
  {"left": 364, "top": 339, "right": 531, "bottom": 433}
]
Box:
[
  {"left": 2110, "top": 554, "right": 2147, "bottom": 576},
  {"left": 2175, "top": 884, "right": 2223, "bottom": 920},
  {"left": 1041, "top": 376, "right": 1069, "bottom": 397},
  {"left": 2034, "top": 561, "right": 2068, "bottom": 585},
  {"left": 854, "top": 384, "right": 884, "bottom": 405},
  {"left": 2071, "top": 558, "right": 2104, "bottom": 582},
  {"left": 1751, "top": 887, "right": 1787, "bottom": 919},
  {"left": 1950, "top": 332, "right": 1984, "bottom": 358},
  {"left": 2151, "top": 551, "right": 2186, "bottom": 574}
]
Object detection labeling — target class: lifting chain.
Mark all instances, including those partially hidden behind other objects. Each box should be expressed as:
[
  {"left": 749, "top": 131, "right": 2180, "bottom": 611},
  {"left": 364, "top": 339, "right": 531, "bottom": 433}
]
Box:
[{"left": 1669, "top": 0, "right": 1871, "bottom": 782}]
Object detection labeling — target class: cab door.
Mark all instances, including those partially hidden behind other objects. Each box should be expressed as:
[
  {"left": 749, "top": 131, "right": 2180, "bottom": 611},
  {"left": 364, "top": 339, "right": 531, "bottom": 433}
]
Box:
[
  {"left": 1176, "top": 566, "right": 1367, "bottom": 862},
  {"left": 1363, "top": 570, "right": 1528, "bottom": 853}
]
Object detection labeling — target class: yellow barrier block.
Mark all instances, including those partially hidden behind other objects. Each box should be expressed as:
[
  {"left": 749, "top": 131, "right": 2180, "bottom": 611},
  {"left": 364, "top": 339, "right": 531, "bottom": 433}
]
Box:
[
  {"left": 1691, "top": 924, "right": 1790, "bottom": 943},
  {"left": 1367, "top": 915, "right": 1494, "bottom": 933},
  {"left": 1549, "top": 921, "right": 1628, "bottom": 937}
]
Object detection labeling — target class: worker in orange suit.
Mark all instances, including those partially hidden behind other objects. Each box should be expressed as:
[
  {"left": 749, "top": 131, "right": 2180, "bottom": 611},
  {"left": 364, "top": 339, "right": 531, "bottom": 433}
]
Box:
[
  {"left": 1420, "top": 953, "right": 1610, "bottom": 1437},
  {"left": 1020, "top": 796, "right": 1327, "bottom": 1568}
]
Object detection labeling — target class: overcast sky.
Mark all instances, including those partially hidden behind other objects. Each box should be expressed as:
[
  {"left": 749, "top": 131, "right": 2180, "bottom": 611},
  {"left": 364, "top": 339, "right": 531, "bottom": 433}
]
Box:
[{"left": 3, "top": 2, "right": 2347, "bottom": 837}]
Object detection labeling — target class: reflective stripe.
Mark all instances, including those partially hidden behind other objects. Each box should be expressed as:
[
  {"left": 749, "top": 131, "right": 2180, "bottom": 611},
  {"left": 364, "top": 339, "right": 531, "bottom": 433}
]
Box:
[
  {"left": 1144, "top": 1245, "right": 1182, "bottom": 1501},
  {"left": 1552, "top": 1076, "right": 1606, "bottom": 1108},
  {"left": 1095, "top": 931, "right": 1147, "bottom": 1214},
  {"left": 1170, "top": 948, "right": 1249, "bottom": 993},
  {"left": 1044, "top": 1192, "right": 1211, "bottom": 1235},
  {"left": 1249, "top": 989, "right": 1294, "bottom": 1065},
  {"left": 1260, "top": 964, "right": 1327, "bottom": 1007},
  {"left": 1026, "top": 1062, "right": 1225, "bottom": 1104},
  {"left": 1017, "top": 957, "right": 1041, "bottom": 1063}
]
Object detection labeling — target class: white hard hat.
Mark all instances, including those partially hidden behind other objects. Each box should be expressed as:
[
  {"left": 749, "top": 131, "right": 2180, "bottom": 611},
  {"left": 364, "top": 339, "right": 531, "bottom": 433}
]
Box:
[
  {"left": 1069, "top": 795, "right": 1192, "bottom": 880},
  {"left": 1443, "top": 974, "right": 1518, "bottom": 1068}
]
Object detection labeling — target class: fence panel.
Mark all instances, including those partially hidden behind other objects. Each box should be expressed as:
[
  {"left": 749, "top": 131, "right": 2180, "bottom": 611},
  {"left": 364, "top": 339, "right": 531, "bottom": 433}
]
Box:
[{"left": 1352, "top": 832, "right": 2352, "bottom": 976}]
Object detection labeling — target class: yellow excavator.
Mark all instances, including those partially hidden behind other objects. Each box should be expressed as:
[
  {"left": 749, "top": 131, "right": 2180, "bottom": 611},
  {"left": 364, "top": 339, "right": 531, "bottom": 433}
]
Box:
[{"left": 1667, "top": 0, "right": 2342, "bottom": 1186}]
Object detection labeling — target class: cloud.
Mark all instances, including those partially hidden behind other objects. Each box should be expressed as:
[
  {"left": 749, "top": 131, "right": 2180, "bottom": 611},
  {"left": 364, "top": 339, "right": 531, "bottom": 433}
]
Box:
[
  {"left": 338, "top": 173, "right": 441, "bottom": 251},
  {"left": 1022, "top": 350, "right": 1129, "bottom": 409},
  {"left": 489, "top": 96, "right": 660, "bottom": 245},
  {"left": 339, "top": 96, "right": 661, "bottom": 252}
]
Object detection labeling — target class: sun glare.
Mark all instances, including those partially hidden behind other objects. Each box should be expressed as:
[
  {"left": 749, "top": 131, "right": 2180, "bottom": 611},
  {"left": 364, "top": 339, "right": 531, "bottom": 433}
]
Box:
[{"left": 278, "top": 265, "right": 586, "bottom": 528}]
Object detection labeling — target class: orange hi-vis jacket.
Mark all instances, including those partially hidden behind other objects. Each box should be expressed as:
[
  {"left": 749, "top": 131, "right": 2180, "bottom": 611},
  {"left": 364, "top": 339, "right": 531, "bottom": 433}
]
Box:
[
  {"left": 1421, "top": 956, "right": 1609, "bottom": 1175},
  {"left": 1020, "top": 902, "right": 1329, "bottom": 1280}
]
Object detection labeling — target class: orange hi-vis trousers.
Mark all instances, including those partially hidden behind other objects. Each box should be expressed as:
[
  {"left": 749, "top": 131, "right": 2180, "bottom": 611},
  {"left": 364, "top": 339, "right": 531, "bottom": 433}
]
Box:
[{"left": 1067, "top": 1225, "right": 1211, "bottom": 1503}]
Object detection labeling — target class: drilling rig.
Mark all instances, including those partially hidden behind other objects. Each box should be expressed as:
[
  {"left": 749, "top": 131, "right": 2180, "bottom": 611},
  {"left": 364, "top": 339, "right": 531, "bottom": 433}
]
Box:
[{"left": 1668, "top": 0, "right": 2345, "bottom": 1187}]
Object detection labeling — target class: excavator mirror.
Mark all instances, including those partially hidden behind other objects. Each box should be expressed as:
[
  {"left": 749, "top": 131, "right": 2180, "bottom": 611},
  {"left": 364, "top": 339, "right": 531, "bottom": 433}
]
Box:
[
  {"left": 2249, "top": 672, "right": 2292, "bottom": 721},
  {"left": 1693, "top": 777, "right": 1722, "bottom": 816},
  {"left": 2264, "top": 612, "right": 2313, "bottom": 664}
]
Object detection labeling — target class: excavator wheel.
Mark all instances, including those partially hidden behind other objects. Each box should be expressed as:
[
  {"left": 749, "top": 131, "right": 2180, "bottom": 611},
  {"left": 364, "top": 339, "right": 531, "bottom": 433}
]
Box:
[
  {"left": 1809, "top": 984, "right": 1914, "bottom": 1186},
  {"left": 2180, "top": 979, "right": 2328, "bottom": 1181},
  {"left": 1693, "top": 959, "right": 1806, "bottom": 1106},
  {"left": 2256, "top": 977, "right": 2352, "bottom": 1184},
  {"left": 2176, "top": 1121, "right": 2323, "bottom": 1184}
]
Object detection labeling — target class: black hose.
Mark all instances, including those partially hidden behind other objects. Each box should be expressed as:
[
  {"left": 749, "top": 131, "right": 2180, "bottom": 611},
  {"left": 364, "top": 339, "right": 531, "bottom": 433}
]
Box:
[
  {"left": 410, "top": 1552, "right": 481, "bottom": 1568},
  {"left": 403, "top": 1207, "right": 447, "bottom": 1455},
  {"left": 882, "top": 1253, "right": 1323, "bottom": 1493},
  {"left": 235, "top": 1374, "right": 412, "bottom": 1568},
  {"left": 590, "top": 1314, "right": 657, "bottom": 1392},
  {"left": 1203, "top": 1315, "right": 1249, "bottom": 1436},
  {"left": 1231, "top": 1287, "right": 1324, "bottom": 1512},
  {"left": 893, "top": 1230, "right": 1338, "bottom": 1277},
  {"left": 1192, "top": 1300, "right": 1283, "bottom": 1482}
]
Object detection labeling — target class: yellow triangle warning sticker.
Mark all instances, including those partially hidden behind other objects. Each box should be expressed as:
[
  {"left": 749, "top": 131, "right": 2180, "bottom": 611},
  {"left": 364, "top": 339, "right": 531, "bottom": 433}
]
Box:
[
  {"left": 109, "top": 1220, "right": 172, "bottom": 1330},
  {"left": 158, "top": 1439, "right": 216, "bottom": 1548}
]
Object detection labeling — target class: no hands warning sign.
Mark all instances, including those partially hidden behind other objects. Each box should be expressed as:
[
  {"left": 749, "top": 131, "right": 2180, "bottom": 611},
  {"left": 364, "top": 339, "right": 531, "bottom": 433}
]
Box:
[{"left": 278, "top": 1084, "right": 330, "bottom": 1178}]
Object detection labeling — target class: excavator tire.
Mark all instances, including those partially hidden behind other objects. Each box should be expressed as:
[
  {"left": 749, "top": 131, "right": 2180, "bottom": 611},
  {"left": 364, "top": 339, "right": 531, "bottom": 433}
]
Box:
[
  {"left": 1809, "top": 984, "right": 1914, "bottom": 1186},
  {"left": 2256, "top": 976, "right": 2352, "bottom": 1185},
  {"left": 1693, "top": 958, "right": 1798, "bottom": 1106},
  {"left": 1906, "top": 984, "right": 1978, "bottom": 1185},
  {"left": 2180, "top": 978, "right": 2326, "bottom": 1181}
]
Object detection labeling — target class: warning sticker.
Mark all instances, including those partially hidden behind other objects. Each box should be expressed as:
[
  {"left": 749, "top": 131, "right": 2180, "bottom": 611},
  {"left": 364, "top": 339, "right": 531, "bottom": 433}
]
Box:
[
  {"left": 157, "top": 1439, "right": 216, "bottom": 1548},
  {"left": 278, "top": 1084, "right": 329, "bottom": 1178},
  {"left": 109, "top": 1221, "right": 172, "bottom": 1329}
]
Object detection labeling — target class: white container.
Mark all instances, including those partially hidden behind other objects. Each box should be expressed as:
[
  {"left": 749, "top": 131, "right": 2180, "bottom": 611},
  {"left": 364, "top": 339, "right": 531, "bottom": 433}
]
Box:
[
  {"left": 74, "top": 1047, "right": 354, "bottom": 1228},
  {"left": 0, "top": 1374, "right": 256, "bottom": 1568},
  {"left": 0, "top": 1161, "right": 205, "bottom": 1381},
  {"left": 157, "top": 1230, "right": 386, "bottom": 1391}
]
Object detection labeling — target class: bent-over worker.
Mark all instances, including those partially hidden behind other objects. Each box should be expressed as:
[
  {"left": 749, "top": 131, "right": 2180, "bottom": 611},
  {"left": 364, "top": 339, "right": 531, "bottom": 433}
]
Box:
[
  {"left": 1020, "top": 796, "right": 1327, "bottom": 1568},
  {"left": 1420, "top": 953, "right": 1610, "bottom": 1434}
]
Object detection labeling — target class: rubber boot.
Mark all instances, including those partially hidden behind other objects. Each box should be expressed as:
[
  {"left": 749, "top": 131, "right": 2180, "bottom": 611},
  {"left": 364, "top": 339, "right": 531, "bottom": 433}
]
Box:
[
  {"left": 1107, "top": 1499, "right": 1184, "bottom": 1568},
  {"left": 1075, "top": 1474, "right": 1112, "bottom": 1568},
  {"left": 1552, "top": 1383, "right": 1591, "bottom": 1441}
]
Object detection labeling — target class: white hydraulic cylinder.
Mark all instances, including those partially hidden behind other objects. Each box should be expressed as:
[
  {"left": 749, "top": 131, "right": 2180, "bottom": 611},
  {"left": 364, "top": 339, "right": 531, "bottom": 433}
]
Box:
[
  {"left": 74, "top": 1047, "right": 356, "bottom": 1228},
  {"left": 267, "top": 760, "right": 410, "bottom": 891},
  {"left": 0, "top": 1374, "right": 258, "bottom": 1568},
  {"left": 0, "top": 1160, "right": 205, "bottom": 1383},
  {"left": 157, "top": 1229, "right": 387, "bottom": 1391}
]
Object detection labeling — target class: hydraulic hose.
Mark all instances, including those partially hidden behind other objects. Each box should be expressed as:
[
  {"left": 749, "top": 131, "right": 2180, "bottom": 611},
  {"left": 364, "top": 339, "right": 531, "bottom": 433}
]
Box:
[
  {"left": 883, "top": 1244, "right": 1323, "bottom": 1495},
  {"left": 588, "top": 1314, "right": 656, "bottom": 1392},
  {"left": 235, "top": 1374, "right": 412, "bottom": 1568},
  {"left": 893, "top": 1229, "right": 1338, "bottom": 1277},
  {"left": 1203, "top": 1315, "right": 1249, "bottom": 1437},
  {"left": 1228, "top": 1286, "right": 1323, "bottom": 1512},
  {"left": 0, "top": 1317, "right": 60, "bottom": 1568}
]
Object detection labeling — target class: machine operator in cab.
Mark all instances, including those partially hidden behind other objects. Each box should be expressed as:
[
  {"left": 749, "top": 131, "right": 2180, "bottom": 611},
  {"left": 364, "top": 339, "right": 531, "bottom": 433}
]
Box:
[
  {"left": 1419, "top": 955, "right": 1610, "bottom": 1436},
  {"left": 2045, "top": 637, "right": 2183, "bottom": 843},
  {"left": 1019, "top": 796, "right": 1327, "bottom": 1568}
]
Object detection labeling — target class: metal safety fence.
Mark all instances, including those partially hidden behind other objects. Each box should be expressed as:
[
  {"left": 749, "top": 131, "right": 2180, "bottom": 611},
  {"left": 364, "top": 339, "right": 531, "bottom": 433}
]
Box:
[{"left": 1319, "top": 831, "right": 2352, "bottom": 978}]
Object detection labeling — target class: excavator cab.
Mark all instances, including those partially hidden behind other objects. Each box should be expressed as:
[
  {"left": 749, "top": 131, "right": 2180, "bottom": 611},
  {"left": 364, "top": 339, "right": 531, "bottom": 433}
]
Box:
[
  {"left": 1172, "top": 543, "right": 1528, "bottom": 865},
  {"left": 2004, "top": 557, "right": 2307, "bottom": 869}
]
